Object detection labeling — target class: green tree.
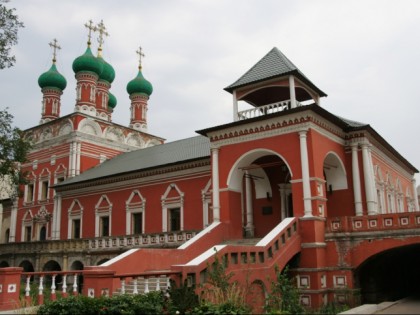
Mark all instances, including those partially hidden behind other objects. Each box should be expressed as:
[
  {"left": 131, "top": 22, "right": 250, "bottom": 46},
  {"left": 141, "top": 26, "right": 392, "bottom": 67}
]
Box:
[
  {"left": 0, "top": 0, "right": 24, "bottom": 69},
  {"left": 265, "top": 265, "right": 305, "bottom": 314},
  {"left": 0, "top": 108, "right": 31, "bottom": 198}
]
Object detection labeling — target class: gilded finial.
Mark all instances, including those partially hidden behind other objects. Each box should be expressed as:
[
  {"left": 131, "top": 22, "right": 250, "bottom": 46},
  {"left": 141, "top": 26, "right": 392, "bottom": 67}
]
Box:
[
  {"left": 136, "top": 46, "right": 145, "bottom": 70},
  {"left": 96, "top": 20, "right": 109, "bottom": 57},
  {"left": 84, "top": 19, "right": 97, "bottom": 47},
  {"left": 49, "top": 38, "right": 61, "bottom": 64}
]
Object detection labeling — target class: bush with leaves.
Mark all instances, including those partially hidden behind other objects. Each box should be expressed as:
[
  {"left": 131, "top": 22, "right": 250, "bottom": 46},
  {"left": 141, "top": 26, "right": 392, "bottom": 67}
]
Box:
[
  {"left": 37, "top": 291, "right": 166, "bottom": 315},
  {"left": 196, "top": 249, "right": 251, "bottom": 314},
  {"left": 167, "top": 280, "right": 199, "bottom": 314},
  {"left": 265, "top": 265, "right": 305, "bottom": 315}
]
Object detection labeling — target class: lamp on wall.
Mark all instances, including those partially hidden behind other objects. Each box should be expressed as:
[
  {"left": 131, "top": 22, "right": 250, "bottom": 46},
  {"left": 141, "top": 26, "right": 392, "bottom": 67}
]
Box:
[
  {"left": 329, "top": 184, "right": 333, "bottom": 195},
  {"left": 266, "top": 192, "right": 271, "bottom": 200}
]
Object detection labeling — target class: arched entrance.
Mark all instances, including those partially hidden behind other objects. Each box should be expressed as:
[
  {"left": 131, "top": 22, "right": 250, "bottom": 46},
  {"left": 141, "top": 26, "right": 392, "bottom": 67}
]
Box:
[
  {"left": 43, "top": 260, "right": 62, "bottom": 287},
  {"left": 0, "top": 261, "right": 9, "bottom": 267},
  {"left": 323, "top": 152, "right": 348, "bottom": 217},
  {"left": 355, "top": 244, "right": 420, "bottom": 303},
  {"left": 227, "top": 150, "right": 293, "bottom": 238},
  {"left": 19, "top": 260, "right": 34, "bottom": 272}
]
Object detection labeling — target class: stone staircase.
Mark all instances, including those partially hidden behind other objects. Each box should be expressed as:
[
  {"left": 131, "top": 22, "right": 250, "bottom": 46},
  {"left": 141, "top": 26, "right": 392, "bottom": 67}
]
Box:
[{"left": 222, "top": 238, "right": 261, "bottom": 246}]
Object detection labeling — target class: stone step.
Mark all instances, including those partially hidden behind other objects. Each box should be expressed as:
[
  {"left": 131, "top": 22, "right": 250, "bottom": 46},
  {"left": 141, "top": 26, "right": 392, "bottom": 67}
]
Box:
[{"left": 222, "top": 238, "right": 261, "bottom": 246}]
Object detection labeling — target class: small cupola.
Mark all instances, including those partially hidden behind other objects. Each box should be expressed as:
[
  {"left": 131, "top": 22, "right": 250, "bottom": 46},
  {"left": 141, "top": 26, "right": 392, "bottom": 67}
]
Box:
[
  {"left": 38, "top": 39, "right": 67, "bottom": 124},
  {"left": 126, "top": 68, "right": 153, "bottom": 96},
  {"left": 224, "top": 47, "right": 327, "bottom": 121},
  {"left": 127, "top": 47, "right": 152, "bottom": 132}
]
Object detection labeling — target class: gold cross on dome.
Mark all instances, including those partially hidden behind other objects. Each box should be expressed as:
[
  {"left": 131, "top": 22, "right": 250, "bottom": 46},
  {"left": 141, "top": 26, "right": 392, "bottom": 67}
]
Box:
[
  {"left": 49, "top": 38, "right": 61, "bottom": 63},
  {"left": 84, "top": 19, "right": 97, "bottom": 46},
  {"left": 96, "top": 20, "right": 109, "bottom": 49},
  {"left": 136, "top": 46, "right": 145, "bottom": 69}
]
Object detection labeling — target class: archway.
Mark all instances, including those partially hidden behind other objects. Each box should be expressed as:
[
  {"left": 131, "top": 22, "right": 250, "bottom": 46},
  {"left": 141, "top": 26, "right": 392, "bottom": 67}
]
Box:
[
  {"left": 19, "top": 260, "right": 34, "bottom": 272},
  {"left": 355, "top": 244, "right": 420, "bottom": 303},
  {"left": 227, "top": 150, "right": 293, "bottom": 238},
  {"left": 323, "top": 152, "right": 349, "bottom": 216},
  {"left": 246, "top": 280, "right": 266, "bottom": 314},
  {"left": 0, "top": 261, "right": 9, "bottom": 267},
  {"left": 43, "top": 260, "right": 62, "bottom": 287}
]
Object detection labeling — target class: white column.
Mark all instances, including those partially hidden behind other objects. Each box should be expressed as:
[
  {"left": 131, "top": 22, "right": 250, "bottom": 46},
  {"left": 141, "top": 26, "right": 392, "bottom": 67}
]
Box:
[
  {"left": 289, "top": 76, "right": 297, "bottom": 109},
  {"left": 53, "top": 194, "right": 62, "bottom": 240},
  {"left": 233, "top": 90, "right": 239, "bottom": 121},
  {"left": 211, "top": 147, "right": 220, "bottom": 222},
  {"left": 70, "top": 142, "right": 77, "bottom": 177},
  {"left": 299, "top": 130, "right": 312, "bottom": 216},
  {"left": 244, "top": 171, "right": 254, "bottom": 237},
  {"left": 351, "top": 143, "right": 363, "bottom": 216},
  {"left": 412, "top": 178, "right": 420, "bottom": 212},
  {"left": 9, "top": 199, "right": 18, "bottom": 242},
  {"left": 76, "top": 142, "right": 81, "bottom": 176},
  {"left": 361, "top": 143, "right": 377, "bottom": 215}
]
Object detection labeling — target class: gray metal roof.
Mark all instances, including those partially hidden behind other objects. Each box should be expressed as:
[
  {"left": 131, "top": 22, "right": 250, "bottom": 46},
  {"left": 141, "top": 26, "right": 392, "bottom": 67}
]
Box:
[
  {"left": 224, "top": 47, "right": 327, "bottom": 96},
  {"left": 337, "top": 116, "right": 367, "bottom": 128},
  {"left": 57, "top": 135, "right": 210, "bottom": 187}
]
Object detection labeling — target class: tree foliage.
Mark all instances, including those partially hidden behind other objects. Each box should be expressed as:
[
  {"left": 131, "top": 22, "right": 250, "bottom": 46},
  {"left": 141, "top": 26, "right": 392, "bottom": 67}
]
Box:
[
  {"left": 0, "top": 0, "right": 24, "bottom": 69},
  {"left": 0, "top": 108, "right": 31, "bottom": 199},
  {"left": 265, "top": 265, "right": 305, "bottom": 314}
]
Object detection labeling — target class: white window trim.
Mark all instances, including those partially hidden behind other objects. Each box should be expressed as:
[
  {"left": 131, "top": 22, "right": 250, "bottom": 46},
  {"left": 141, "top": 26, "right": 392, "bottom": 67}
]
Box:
[
  {"left": 161, "top": 184, "right": 184, "bottom": 232},
  {"left": 95, "top": 195, "right": 112, "bottom": 237},
  {"left": 67, "top": 200, "right": 83, "bottom": 239},
  {"left": 126, "top": 190, "right": 146, "bottom": 235}
]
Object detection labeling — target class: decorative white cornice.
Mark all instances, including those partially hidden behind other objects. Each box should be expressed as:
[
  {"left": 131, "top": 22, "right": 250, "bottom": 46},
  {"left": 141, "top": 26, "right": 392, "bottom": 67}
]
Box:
[
  {"left": 57, "top": 160, "right": 211, "bottom": 196},
  {"left": 206, "top": 110, "right": 346, "bottom": 148}
]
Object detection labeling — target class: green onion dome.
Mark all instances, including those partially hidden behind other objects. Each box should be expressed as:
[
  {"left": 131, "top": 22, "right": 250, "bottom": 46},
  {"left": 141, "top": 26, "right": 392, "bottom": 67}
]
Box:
[
  {"left": 38, "top": 63, "right": 67, "bottom": 90},
  {"left": 126, "top": 68, "right": 153, "bottom": 96},
  {"left": 108, "top": 92, "right": 117, "bottom": 109},
  {"left": 72, "top": 46, "right": 103, "bottom": 76},
  {"left": 97, "top": 56, "right": 115, "bottom": 83}
]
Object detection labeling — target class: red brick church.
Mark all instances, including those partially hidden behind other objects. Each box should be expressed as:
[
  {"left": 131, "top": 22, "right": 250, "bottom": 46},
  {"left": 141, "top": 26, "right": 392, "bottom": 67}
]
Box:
[{"left": 0, "top": 21, "right": 419, "bottom": 311}]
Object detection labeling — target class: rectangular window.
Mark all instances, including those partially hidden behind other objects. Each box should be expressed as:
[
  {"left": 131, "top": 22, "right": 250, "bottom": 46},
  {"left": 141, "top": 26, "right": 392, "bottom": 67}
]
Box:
[
  {"left": 132, "top": 213, "right": 143, "bottom": 234},
  {"left": 169, "top": 208, "right": 181, "bottom": 231},
  {"left": 25, "top": 226, "right": 32, "bottom": 242},
  {"left": 40, "top": 180, "right": 49, "bottom": 200},
  {"left": 100, "top": 216, "right": 110, "bottom": 237},
  {"left": 26, "top": 183, "right": 34, "bottom": 202},
  {"left": 73, "top": 219, "right": 81, "bottom": 239}
]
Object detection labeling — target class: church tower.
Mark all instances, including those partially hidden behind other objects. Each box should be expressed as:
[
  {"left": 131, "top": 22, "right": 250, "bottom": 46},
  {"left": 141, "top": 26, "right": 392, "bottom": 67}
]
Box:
[
  {"left": 38, "top": 39, "right": 67, "bottom": 124},
  {"left": 94, "top": 20, "right": 116, "bottom": 121},
  {"left": 126, "top": 47, "right": 153, "bottom": 132},
  {"left": 72, "top": 20, "right": 103, "bottom": 115}
]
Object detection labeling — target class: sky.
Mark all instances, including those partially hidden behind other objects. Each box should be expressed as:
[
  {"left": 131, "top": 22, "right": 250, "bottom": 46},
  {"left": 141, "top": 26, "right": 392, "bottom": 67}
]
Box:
[{"left": 1, "top": 0, "right": 420, "bottom": 184}]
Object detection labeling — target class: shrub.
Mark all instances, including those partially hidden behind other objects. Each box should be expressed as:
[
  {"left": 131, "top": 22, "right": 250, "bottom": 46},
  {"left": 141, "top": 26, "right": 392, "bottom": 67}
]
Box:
[
  {"left": 37, "top": 291, "right": 166, "bottom": 315},
  {"left": 265, "top": 265, "right": 305, "bottom": 315},
  {"left": 197, "top": 249, "right": 251, "bottom": 314},
  {"left": 167, "top": 280, "right": 199, "bottom": 314}
]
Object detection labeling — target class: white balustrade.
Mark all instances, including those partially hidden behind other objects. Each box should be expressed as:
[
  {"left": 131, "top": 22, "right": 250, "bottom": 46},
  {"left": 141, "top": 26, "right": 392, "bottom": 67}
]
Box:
[{"left": 237, "top": 100, "right": 302, "bottom": 120}]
